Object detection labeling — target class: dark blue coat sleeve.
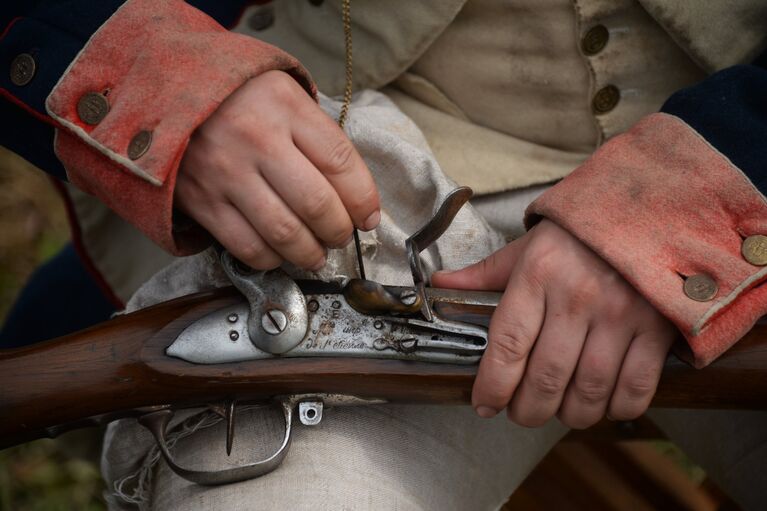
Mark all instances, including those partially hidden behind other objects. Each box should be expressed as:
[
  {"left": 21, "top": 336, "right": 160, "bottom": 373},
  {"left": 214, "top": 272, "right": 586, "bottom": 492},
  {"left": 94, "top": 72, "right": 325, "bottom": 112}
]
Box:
[
  {"left": 0, "top": 0, "right": 252, "bottom": 181},
  {"left": 661, "top": 50, "right": 767, "bottom": 196}
]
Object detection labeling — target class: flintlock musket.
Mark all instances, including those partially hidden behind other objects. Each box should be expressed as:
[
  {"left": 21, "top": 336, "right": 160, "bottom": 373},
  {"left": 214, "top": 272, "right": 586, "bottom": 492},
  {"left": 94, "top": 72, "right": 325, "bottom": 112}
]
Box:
[{"left": 2, "top": 187, "right": 766, "bottom": 485}]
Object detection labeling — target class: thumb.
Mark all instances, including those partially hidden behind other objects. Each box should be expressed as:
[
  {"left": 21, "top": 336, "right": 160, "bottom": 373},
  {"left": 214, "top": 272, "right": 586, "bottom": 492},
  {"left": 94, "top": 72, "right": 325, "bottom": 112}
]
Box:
[{"left": 431, "top": 240, "right": 524, "bottom": 292}]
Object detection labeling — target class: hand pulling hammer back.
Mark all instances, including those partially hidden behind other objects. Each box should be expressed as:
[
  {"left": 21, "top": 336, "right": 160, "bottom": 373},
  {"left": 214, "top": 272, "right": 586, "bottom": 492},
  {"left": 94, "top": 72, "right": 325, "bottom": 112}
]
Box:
[{"left": 1, "top": 187, "right": 766, "bottom": 485}]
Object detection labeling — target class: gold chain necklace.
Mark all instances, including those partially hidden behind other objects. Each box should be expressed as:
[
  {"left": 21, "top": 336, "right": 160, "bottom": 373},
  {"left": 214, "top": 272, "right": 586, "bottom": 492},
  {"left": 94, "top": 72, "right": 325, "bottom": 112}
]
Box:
[
  {"left": 338, "top": 0, "right": 353, "bottom": 129},
  {"left": 337, "top": 0, "right": 366, "bottom": 278}
]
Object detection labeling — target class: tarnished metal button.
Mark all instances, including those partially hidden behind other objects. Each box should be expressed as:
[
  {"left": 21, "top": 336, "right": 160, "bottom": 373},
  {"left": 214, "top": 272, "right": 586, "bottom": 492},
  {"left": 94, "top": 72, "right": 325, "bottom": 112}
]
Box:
[
  {"left": 77, "top": 92, "right": 109, "bottom": 125},
  {"left": 742, "top": 235, "right": 767, "bottom": 266},
  {"left": 683, "top": 274, "right": 718, "bottom": 302},
  {"left": 248, "top": 6, "right": 275, "bottom": 31},
  {"left": 592, "top": 85, "right": 620, "bottom": 114},
  {"left": 10, "top": 53, "right": 36, "bottom": 86},
  {"left": 582, "top": 25, "right": 609, "bottom": 56},
  {"left": 128, "top": 130, "right": 152, "bottom": 160}
]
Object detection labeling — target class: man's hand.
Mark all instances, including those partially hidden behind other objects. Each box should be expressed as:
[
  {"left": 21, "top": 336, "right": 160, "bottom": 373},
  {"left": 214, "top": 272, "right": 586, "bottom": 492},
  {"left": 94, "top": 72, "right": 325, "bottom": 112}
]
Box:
[
  {"left": 432, "top": 219, "right": 677, "bottom": 428},
  {"left": 175, "top": 70, "right": 380, "bottom": 270}
]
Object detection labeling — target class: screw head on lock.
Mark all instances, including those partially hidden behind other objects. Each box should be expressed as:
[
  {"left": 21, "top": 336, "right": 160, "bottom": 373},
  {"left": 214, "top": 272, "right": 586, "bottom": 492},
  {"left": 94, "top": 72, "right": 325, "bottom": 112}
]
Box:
[
  {"left": 261, "top": 309, "right": 288, "bottom": 335},
  {"left": 399, "top": 289, "right": 418, "bottom": 306},
  {"left": 219, "top": 251, "right": 308, "bottom": 355}
]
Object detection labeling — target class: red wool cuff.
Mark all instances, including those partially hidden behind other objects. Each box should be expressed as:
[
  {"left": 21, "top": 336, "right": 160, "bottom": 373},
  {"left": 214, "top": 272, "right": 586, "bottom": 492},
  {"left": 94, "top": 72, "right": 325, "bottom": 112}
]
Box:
[
  {"left": 45, "top": 0, "right": 316, "bottom": 254},
  {"left": 526, "top": 113, "right": 767, "bottom": 367}
]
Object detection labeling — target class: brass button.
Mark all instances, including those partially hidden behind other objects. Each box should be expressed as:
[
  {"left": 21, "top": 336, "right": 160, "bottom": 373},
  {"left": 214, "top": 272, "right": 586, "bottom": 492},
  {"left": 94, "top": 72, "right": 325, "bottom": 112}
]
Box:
[
  {"left": 683, "top": 274, "right": 718, "bottom": 302},
  {"left": 128, "top": 130, "right": 152, "bottom": 160},
  {"left": 10, "top": 53, "right": 36, "bottom": 86},
  {"left": 248, "top": 6, "right": 275, "bottom": 31},
  {"left": 742, "top": 235, "right": 767, "bottom": 266},
  {"left": 77, "top": 92, "right": 110, "bottom": 125},
  {"left": 582, "top": 25, "right": 609, "bottom": 56},
  {"left": 592, "top": 85, "right": 620, "bottom": 114}
]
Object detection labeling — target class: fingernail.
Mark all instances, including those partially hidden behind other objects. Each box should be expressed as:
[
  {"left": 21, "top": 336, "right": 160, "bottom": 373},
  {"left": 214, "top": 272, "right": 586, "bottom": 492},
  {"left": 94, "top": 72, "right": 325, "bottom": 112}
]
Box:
[
  {"left": 363, "top": 210, "right": 381, "bottom": 231},
  {"left": 475, "top": 406, "right": 499, "bottom": 419},
  {"left": 310, "top": 256, "right": 327, "bottom": 272},
  {"left": 433, "top": 270, "right": 454, "bottom": 277}
]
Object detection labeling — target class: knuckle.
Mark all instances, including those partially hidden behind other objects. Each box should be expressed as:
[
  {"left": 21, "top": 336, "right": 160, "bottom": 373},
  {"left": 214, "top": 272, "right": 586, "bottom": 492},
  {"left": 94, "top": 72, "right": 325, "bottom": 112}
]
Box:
[
  {"left": 174, "top": 178, "right": 205, "bottom": 211},
  {"left": 269, "top": 217, "right": 303, "bottom": 245},
  {"left": 561, "top": 278, "right": 601, "bottom": 317},
  {"left": 523, "top": 249, "right": 553, "bottom": 278},
  {"left": 574, "top": 373, "right": 612, "bottom": 404},
  {"left": 623, "top": 378, "right": 655, "bottom": 402},
  {"left": 621, "top": 367, "right": 657, "bottom": 401},
  {"left": 328, "top": 225, "right": 353, "bottom": 247},
  {"left": 185, "top": 135, "right": 230, "bottom": 173},
  {"left": 526, "top": 234, "right": 559, "bottom": 266},
  {"left": 243, "top": 125, "right": 284, "bottom": 158},
  {"left": 478, "top": 256, "right": 493, "bottom": 276},
  {"left": 477, "top": 256, "right": 502, "bottom": 284},
  {"left": 570, "top": 276, "right": 601, "bottom": 305},
  {"left": 528, "top": 365, "right": 568, "bottom": 398},
  {"left": 490, "top": 329, "right": 530, "bottom": 363},
  {"left": 299, "top": 245, "right": 327, "bottom": 270},
  {"left": 205, "top": 149, "right": 232, "bottom": 173},
  {"left": 262, "top": 71, "right": 299, "bottom": 102},
  {"left": 250, "top": 255, "right": 282, "bottom": 271},
  {"left": 304, "top": 189, "right": 336, "bottom": 220},
  {"left": 236, "top": 241, "right": 263, "bottom": 263},
  {"left": 601, "top": 291, "right": 635, "bottom": 322},
  {"left": 234, "top": 241, "right": 277, "bottom": 269},
  {"left": 220, "top": 107, "right": 271, "bottom": 145},
  {"left": 309, "top": 255, "right": 327, "bottom": 270},
  {"left": 325, "top": 139, "right": 356, "bottom": 174},
  {"left": 249, "top": 133, "right": 277, "bottom": 157}
]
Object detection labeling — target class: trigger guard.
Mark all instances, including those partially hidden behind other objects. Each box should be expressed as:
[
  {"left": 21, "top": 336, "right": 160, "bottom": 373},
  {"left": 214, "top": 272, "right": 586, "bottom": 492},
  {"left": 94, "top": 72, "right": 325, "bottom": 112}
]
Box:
[{"left": 138, "top": 400, "right": 294, "bottom": 486}]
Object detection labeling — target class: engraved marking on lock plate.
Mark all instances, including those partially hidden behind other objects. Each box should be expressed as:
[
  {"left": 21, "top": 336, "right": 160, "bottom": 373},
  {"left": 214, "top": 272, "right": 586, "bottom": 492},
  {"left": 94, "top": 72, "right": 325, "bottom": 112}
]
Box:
[{"left": 167, "top": 292, "right": 489, "bottom": 365}]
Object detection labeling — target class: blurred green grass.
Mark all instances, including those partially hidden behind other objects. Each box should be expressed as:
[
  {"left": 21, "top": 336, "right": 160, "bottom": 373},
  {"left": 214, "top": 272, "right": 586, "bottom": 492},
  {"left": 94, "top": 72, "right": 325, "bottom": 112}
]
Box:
[
  {"left": 0, "top": 438, "right": 105, "bottom": 511},
  {"left": 0, "top": 148, "right": 69, "bottom": 319},
  {"left": 0, "top": 147, "right": 106, "bottom": 511}
]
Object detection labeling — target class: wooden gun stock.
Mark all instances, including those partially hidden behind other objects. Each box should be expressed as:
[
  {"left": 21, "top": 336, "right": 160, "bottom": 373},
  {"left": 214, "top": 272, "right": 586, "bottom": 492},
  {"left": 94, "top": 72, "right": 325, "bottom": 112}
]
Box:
[{"left": 1, "top": 287, "right": 766, "bottom": 450}]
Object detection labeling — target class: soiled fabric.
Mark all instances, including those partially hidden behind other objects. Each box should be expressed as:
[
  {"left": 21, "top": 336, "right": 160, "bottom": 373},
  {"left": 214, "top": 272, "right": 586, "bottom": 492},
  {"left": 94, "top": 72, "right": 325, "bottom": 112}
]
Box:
[{"left": 101, "top": 91, "right": 567, "bottom": 511}]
